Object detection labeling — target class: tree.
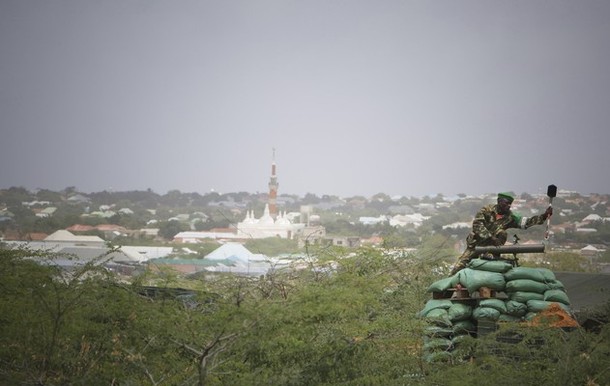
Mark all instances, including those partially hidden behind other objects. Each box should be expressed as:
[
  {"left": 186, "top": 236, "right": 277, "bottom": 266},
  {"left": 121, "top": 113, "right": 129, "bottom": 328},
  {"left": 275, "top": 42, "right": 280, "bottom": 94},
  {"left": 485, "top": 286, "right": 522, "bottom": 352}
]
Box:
[
  {"left": 1, "top": 244, "right": 609, "bottom": 385},
  {"left": 0, "top": 246, "right": 151, "bottom": 384},
  {"left": 599, "top": 249, "right": 610, "bottom": 263},
  {"left": 301, "top": 193, "right": 321, "bottom": 205},
  {"left": 0, "top": 186, "right": 34, "bottom": 207},
  {"left": 36, "top": 189, "right": 62, "bottom": 203},
  {"left": 158, "top": 220, "right": 185, "bottom": 240}
]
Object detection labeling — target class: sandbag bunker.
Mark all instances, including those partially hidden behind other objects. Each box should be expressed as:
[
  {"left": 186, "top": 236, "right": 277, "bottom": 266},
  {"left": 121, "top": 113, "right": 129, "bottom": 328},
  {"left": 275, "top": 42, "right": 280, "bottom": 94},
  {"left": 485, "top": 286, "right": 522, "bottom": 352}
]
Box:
[{"left": 418, "top": 258, "right": 578, "bottom": 362}]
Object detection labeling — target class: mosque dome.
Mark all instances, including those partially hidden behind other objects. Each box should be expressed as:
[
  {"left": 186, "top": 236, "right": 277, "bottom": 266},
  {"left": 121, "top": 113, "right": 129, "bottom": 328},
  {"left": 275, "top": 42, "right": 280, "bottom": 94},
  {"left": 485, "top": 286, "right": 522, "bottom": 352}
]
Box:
[
  {"left": 275, "top": 211, "right": 291, "bottom": 225},
  {"left": 258, "top": 204, "right": 275, "bottom": 225}
]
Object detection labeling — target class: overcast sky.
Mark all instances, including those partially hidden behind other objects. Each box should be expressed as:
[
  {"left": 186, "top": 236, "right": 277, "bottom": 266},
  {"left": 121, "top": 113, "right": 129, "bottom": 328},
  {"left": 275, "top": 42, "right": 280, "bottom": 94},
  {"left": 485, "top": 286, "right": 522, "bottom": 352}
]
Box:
[{"left": 1, "top": 1, "right": 609, "bottom": 198}]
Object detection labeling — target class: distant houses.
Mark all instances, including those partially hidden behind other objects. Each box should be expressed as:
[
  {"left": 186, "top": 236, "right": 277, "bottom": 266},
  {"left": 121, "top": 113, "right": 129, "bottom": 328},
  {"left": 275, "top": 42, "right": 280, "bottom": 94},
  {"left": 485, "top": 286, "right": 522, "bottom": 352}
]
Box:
[
  {"left": 148, "top": 243, "right": 291, "bottom": 276},
  {"left": 4, "top": 230, "right": 172, "bottom": 267}
]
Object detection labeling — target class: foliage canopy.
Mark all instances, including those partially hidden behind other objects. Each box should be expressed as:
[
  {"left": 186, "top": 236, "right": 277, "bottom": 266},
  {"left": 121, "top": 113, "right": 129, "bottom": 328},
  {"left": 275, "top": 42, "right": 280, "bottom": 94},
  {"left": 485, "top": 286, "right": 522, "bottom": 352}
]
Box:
[{"left": 0, "top": 245, "right": 608, "bottom": 385}]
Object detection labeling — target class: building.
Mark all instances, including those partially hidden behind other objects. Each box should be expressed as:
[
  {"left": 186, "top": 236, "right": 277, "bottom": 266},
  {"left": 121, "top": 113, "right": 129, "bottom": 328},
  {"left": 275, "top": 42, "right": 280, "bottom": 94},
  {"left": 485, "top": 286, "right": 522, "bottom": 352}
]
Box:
[
  {"left": 268, "top": 148, "right": 279, "bottom": 219},
  {"left": 235, "top": 150, "right": 319, "bottom": 240},
  {"left": 236, "top": 204, "right": 305, "bottom": 239},
  {"left": 149, "top": 243, "right": 291, "bottom": 276}
]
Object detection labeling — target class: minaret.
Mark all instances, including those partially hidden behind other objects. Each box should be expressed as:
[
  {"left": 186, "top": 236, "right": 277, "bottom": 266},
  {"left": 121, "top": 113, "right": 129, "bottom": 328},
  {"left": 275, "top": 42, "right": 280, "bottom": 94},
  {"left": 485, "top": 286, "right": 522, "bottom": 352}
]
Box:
[{"left": 268, "top": 148, "right": 279, "bottom": 219}]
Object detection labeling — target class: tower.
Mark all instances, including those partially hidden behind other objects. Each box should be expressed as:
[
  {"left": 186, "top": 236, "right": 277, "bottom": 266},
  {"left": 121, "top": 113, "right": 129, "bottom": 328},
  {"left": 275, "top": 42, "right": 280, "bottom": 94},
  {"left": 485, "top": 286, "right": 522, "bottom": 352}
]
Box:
[{"left": 268, "top": 148, "right": 279, "bottom": 219}]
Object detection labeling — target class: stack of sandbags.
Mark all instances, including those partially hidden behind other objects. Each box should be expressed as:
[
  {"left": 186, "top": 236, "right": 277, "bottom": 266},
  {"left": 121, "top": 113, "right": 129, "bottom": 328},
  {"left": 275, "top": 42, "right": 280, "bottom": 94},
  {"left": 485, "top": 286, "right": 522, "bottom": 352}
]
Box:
[
  {"left": 418, "top": 260, "right": 573, "bottom": 361},
  {"left": 503, "top": 266, "right": 571, "bottom": 321},
  {"left": 446, "top": 260, "right": 572, "bottom": 323},
  {"left": 418, "top": 296, "right": 475, "bottom": 361},
  {"left": 463, "top": 259, "right": 519, "bottom": 323}
]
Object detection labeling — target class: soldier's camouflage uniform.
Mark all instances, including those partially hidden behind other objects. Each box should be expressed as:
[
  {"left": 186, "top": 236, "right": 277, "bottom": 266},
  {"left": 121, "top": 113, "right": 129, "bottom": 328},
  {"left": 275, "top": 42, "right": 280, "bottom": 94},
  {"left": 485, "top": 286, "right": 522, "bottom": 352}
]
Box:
[{"left": 450, "top": 204, "right": 547, "bottom": 275}]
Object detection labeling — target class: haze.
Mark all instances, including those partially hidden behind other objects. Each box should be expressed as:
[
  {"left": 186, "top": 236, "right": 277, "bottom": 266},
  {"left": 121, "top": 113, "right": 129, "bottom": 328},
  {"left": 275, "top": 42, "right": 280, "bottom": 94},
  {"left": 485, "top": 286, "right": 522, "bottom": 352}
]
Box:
[{"left": 1, "top": 0, "right": 609, "bottom": 197}]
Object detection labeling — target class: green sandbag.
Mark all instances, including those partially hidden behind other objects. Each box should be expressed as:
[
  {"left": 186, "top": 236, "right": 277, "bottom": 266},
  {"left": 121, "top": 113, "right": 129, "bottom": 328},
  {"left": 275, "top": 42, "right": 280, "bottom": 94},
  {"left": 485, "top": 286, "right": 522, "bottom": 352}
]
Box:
[
  {"left": 526, "top": 300, "right": 571, "bottom": 313},
  {"left": 479, "top": 299, "right": 507, "bottom": 313},
  {"left": 544, "top": 289, "right": 570, "bottom": 305},
  {"left": 424, "top": 308, "right": 452, "bottom": 327},
  {"left": 423, "top": 337, "right": 452, "bottom": 351},
  {"left": 418, "top": 299, "right": 453, "bottom": 317},
  {"left": 504, "top": 267, "right": 556, "bottom": 282},
  {"left": 427, "top": 275, "right": 460, "bottom": 293},
  {"left": 452, "top": 320, "right": 476, "bottom": 335},
  {"left": 472, "top": 306, "right": 501, "bottom": 321},
  {"left": 451, "top": 334, "right": 471, "bottom": 346},
  {"left": 457, "top": 268, "right": 506, "bottom": 293},
  {"left": 468, "top": 258, "right": 513, "bottom": 273},
  {"left": 505, "top": 300, "right": 527, "bottom": 316},
  {"left": 447, "top": 303, "right": 473, "bottom": 322},
  {"left": 509, "top": 291, "right": 545, "bottom": 303},
  {"left": 425, "top": 326, "right": 454, "bottom": 338},
  {"left": 498, "top": 314, "right": 523, "bottom": 322},
  {"left": 524, "top": 312, "right": 538, "bottom": 321},
  {"left": 547, "top": 280, "right": 566, "bottom": 290},
  {"left": 505, "top": 279, "right": 549, "bottom": 294}
]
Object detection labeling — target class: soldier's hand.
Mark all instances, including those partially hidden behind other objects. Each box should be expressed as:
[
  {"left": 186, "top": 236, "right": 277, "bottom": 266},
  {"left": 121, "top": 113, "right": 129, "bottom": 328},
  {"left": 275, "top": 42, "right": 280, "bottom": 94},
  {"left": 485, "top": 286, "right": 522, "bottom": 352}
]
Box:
[{"left": 543, "top": 206, "right": 553, "bottom": 219}]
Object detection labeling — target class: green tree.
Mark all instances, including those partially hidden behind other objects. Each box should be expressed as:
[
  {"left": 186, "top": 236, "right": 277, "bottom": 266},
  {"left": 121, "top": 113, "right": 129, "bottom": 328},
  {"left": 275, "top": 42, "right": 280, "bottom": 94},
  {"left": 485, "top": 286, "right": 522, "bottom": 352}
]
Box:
[
  {"left": 0, "top": 186, "right": 34, "bottom": 206},
  {"left": 158, "top": 220, "right": 185, "bottom": 240},
  {"left": 1, "top": 244, "right": 609, "bottom": 385},
  {"left": 36, "top": 189, "right": 62, "bottom": 203},
  {"left": 599, "top": 249, "right": 610, "bottom": 263}
]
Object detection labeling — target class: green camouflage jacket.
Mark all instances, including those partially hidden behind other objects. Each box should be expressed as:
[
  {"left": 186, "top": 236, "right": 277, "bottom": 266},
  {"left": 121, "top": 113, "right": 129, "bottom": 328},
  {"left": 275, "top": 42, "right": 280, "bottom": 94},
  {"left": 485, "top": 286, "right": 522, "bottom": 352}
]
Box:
[{"left": 466, "top": 204, "right": 546, "bottom": 247}]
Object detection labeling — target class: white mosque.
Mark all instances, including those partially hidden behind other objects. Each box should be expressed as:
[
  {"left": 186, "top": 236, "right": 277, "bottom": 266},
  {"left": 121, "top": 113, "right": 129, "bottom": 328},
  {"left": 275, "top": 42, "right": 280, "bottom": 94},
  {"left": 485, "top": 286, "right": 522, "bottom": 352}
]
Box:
[
  {"left": 236, "top": 204, "right": 305, "bottom": 239},
  {"left": 174, "top": 151, "right": 325, "bottom": 243}
]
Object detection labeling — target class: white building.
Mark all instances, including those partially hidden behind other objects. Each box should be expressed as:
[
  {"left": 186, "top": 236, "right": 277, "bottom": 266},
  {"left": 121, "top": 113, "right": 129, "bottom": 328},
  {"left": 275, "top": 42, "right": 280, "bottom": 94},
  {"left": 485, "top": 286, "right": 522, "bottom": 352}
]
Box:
[
  {"left": 359, "top": 216, "right": 387, "bottom": 225},
  {"left": 173, "top": 230, "right": 241, "bottom": 243},
  {"left": 236, "top": 204, "right": 305, "bottom": 239},
  {"left": 389, "top": 213, "right": 430, "bottom": 228}
]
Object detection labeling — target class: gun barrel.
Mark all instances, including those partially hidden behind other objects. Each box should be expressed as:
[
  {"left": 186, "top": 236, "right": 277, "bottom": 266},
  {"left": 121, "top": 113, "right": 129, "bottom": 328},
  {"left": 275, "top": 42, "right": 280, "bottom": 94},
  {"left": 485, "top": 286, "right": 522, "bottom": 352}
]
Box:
[{"left": 473, "top": 243, "right": 545, "bottom": 257}]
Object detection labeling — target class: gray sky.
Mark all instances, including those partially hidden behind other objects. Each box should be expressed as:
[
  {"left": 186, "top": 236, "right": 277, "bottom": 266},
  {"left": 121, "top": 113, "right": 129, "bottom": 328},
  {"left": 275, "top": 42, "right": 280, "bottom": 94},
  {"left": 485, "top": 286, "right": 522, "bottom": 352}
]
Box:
[{"left": 1, "top": 0, "right": 609, "bottom": 198}]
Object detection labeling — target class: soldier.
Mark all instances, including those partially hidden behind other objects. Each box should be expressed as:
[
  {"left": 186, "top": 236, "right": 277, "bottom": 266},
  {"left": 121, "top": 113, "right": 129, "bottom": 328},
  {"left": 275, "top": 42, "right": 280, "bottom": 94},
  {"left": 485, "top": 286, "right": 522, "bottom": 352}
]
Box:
[{"left": 450, "top": 192, "right": 553, "bottom": 275}]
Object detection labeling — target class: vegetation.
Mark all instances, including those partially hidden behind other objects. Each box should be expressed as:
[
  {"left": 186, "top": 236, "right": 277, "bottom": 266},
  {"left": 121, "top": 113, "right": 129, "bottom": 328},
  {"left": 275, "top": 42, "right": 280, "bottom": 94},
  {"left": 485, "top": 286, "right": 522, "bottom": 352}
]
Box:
[
  {"left": 245, "top": 237, "right": 300, "bottom": 256},
  {"left": 1, "top": 245, "right": 608, "bottom": 385}
]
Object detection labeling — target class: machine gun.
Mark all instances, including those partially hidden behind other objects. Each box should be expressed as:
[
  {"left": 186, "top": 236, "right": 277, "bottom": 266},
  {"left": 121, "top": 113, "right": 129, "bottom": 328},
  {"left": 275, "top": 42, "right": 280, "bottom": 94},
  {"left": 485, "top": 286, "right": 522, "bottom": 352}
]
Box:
[{"left": 472, "top": 243, "right": 546, "bottom": 267}]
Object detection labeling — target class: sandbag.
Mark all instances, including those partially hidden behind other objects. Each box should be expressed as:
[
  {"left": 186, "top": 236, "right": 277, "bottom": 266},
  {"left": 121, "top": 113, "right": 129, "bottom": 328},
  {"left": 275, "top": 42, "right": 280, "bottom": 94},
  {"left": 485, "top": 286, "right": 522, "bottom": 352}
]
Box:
[
  {"left": 504, "top": 267, "right": 556, "bottom": 282},
  {"left": 479, "top": 299, "right": 507, "bottom": 313},
  {"left": 544, "top": 289, "right": 570, "bottom": 305},
  {"left": 472, "top": 306, "right": 501, "bottom": 321},
  {"left": 447, "top": 303, "right": 473, "bottom": 322},
  {"left": 452, "top": 320, "right": 476, "bottom": 335},
  {"left": 509, "top": 291, "right": 545, "bottom": 303},
  {"left": 418, "top": 299, "right": 453, "bottom": 317},
  {"left": 505, "top": 300, "right": 527, "bottom": 317},
  {"left": 423, "top": 337, "right": 452, "bottom": 351},
  {"left": 468, "top": 258, "right": 514, "bottom": 273},
  {"left": 524, "top": 312, "right": 538, "bottom": 321},
  {"left": 424, "top": 326, "right": 453, "bottom": 338},
  {"left": 424, "top": 308, "right": 452, "bottom": 327},
  {"left": 427, "top": 275, "right": 460, "bottom": 293},
  {"left": 547, "top": 280, "right": 566, "bottom": 290},
  {"left": 526, "top": 300, "right": 571, "bottom": 313},
  {"left": 457, "top": 268, "right": 506, "bottom": 293},
  {"left": 505, "top": 279, "right": 549, "bottom": 294},
  {"left": 451, "top": 334, "right": 471, "bottom": 346}
]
